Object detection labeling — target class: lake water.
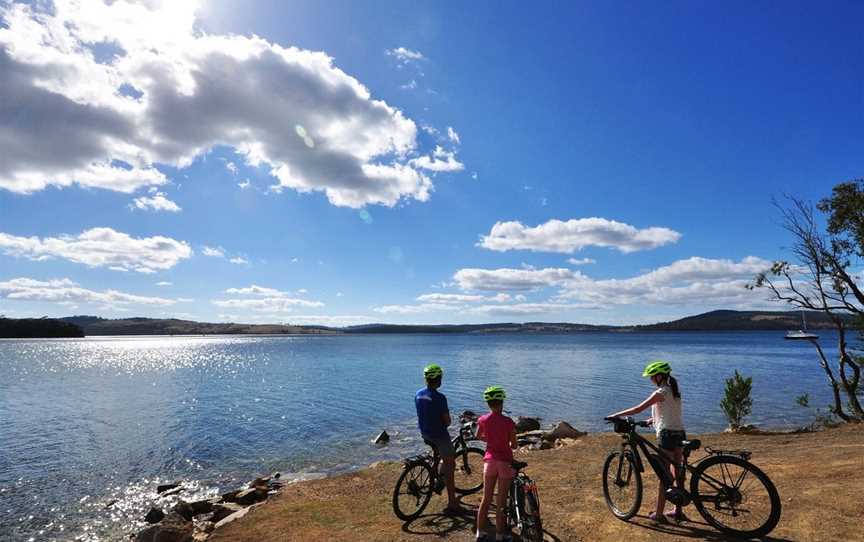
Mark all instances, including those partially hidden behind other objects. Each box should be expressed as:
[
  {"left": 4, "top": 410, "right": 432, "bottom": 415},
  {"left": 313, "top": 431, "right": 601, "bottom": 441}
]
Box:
[{"left": 0, "top": 331, "right": 841, "bottom": 541}]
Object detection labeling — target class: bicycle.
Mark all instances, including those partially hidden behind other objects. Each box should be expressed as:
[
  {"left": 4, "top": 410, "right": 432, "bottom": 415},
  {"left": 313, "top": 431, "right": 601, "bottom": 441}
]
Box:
[
  {"left": 392, "top": 413, "right": 486, "bottom": 521},
  {"left": 504, "top": 460, "right": 543, "bottom": 542},
  {"left": 602, "top": 416, "right": 781, "bottom": 539}
]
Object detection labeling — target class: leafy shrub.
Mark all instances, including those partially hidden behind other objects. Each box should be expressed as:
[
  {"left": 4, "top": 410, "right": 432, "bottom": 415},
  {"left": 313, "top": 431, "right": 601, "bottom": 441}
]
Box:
[{"left": 720, "top": 370, "right": 753, "bottom": 431}]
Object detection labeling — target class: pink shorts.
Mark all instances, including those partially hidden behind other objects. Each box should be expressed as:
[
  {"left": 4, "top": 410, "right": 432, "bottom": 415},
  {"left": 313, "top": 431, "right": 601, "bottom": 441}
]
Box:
[{"left": 483, "top": 459, "right": 515, "bottom": 481}]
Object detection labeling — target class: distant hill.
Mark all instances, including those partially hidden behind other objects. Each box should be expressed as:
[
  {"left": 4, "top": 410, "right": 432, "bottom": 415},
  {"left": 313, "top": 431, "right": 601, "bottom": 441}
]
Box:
[
  {"left": 59, "top": 316, "right": 337, "bottom": 336},
  {"left": 626, "top": 310, "right": 857, "bottom": 332},
  {"left": 0, "top": 317, "right": 84, "bottom": 338},
  {"left": 2, "top": 309, "right": 855, "bottom": 337}
]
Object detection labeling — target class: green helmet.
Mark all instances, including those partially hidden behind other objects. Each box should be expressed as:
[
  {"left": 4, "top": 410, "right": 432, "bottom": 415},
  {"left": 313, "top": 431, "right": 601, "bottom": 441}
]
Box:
[
  {"left": 483, "top": 385, "right": 506, "bottom": 401},
  {"left": 643, "top": 360, "right": 672, "bottom": 377},
  {"left": 423, "top": 364, "right": 443, "bottom": 379}
]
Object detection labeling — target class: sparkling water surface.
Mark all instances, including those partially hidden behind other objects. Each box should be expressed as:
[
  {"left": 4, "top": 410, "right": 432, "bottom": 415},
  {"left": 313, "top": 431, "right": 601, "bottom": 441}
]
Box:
[{"left": 0, "top": 332, "right": 840, "bottom": 540}]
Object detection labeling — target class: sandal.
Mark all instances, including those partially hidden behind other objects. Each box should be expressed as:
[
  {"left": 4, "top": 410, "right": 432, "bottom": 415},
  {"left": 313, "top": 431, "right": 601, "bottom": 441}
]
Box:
[{"left": 648, "top": 511, "right": 668, "bottom": 524}]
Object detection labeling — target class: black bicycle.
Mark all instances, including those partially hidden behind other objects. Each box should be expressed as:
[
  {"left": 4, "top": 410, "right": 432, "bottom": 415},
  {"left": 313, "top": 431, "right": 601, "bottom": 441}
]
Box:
[
  {"left": 602, "top": 416, "right": 781, "bottom": 539},
  {"left": 392, "top": 413, "right": 485, "bottom": 521},
  {"left": 505, "top": 460, "right": 543, "bottom": 542}
]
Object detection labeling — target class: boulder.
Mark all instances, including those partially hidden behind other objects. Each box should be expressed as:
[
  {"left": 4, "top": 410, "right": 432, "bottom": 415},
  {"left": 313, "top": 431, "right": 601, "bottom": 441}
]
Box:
[
  {"left": 213, "top": 506, "right": 253, "bottom": 530},
  {"left": 515, "top": 417, "right": 541, "bottom": 433},
  {"left": 173, "top": 501, "right": 195, "bottom": 521},
  {"left": 234, "top": 487, "right": 268, "bottom": 506},
  {"left": 210, "top": 502, "right": 245, "bottom": 523},
  {"left": 373, "top": 430, "right": 390, "bottom": 445},
  {"left": 542, "top": 421, "right": 585, "bottom": 442},
  {"left": 248, "top": 477, "right": 269, "bottom": 489},
  {"left": 144, "top": 507, "right": 165, "bottom": 524},
  {"left": 157, "top": 483, "right": 182, "bottom": 494},
  {"left": 220, "top": 489, "right": 240, "bottom": 503},
  {"left": 135, "top": 512, "right": 193, "bottom": 542}
]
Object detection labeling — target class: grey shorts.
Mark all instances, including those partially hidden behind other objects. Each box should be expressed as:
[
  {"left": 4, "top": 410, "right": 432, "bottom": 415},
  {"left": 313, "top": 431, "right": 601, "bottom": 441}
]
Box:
[
  {"left": 422, "top": 433, "right": 455, "bottom": 457},
  {"left": 658, "top": 429, "right": 687, "bottom": 451}
]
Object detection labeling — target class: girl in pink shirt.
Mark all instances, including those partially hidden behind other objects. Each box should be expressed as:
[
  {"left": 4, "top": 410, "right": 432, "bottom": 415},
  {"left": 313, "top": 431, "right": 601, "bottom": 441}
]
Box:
[{"left": 475, "top": 386, "right": 517, "bottom": 542}]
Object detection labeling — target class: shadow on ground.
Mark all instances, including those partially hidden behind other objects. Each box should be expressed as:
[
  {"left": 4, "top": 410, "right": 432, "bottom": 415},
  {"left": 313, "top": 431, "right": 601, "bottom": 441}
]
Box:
[{"left": 626, "top": 514, "right": 796, "bottom": 542}]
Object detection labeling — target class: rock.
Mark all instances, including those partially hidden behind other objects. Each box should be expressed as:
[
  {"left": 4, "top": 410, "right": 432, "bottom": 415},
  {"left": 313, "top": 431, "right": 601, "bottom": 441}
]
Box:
[
  {"left": 248, "top": 477, "right": 269, "bottom": 489},
  {"left": 373, "top": 430, "right": 390, "bottom": 445},
  {"left": 540, "top": 440, "right": 553, "bottom": 450},
  {"left": 515, "top": 417, "right": 541, "bottom": 433},
  {"left": 220, "top": 489, "right": 240, "bottom": 503},
  {"left": 210, "top": 503, "right": 245, "bottom": 523},
  {"left": 213, "top": 506, "right": 253, "bottom": 530},
  {"left": 157, "top": 483, "right": 182, "bottom": 494},
  {"left": 234, "top": 487, "right": 268, "bottom": 505},
  {"left": 173, "top": 501, "right": 195, "bottom": 521},
  {"left": 517, "top": 430, "right": 546, "bottom": 438},
  {"left": 135, "top": 512, "right": 193, "bottom": 542},
  {"left": 542, "top": 421, "right": 585, "bottom": 441},
  {"left": 192, "top": 532, "right": 209, "bottom": 542},
  {"left": 144, "top": 507, "right": 165, "bottom": 524}
]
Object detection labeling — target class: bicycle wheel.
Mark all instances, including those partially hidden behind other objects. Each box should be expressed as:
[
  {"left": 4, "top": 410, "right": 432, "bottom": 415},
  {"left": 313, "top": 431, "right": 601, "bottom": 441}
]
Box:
[
  {"left": 520, "top": 489, "right": 543, "bottom": 542},
  {"left": 453, "top": 446, "right": 485, "bottom": 493},
  {"left": 690, "top": 455, "right": 781, "bottom": 538},
  {"left": 392, "top": 461, "right": 434, "bottom": 521},
  {"left": 602, "top": 449, "right": 642, "bottom": 520}
]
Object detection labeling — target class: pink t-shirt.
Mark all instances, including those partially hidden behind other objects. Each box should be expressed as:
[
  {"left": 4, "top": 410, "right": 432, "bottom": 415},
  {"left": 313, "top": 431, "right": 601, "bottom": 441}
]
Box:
[{"left": 478, "top": 411, "right": 515, "bottom": 462}]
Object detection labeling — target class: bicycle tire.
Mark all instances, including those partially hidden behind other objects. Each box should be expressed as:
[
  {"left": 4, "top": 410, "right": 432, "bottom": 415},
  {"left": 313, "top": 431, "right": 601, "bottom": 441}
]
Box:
[
  {"left": 392, "top": 460, "right": 434, "bottom": 521},
  {"left": 690, "top": 455, "right": 781, "bottom": 538},
  {"left": 453, "top": 446, "right": 485, "bottom": 494},
  {"left": 521, "top": 488, "right": 543, "bottom": 542},
  {"left": 602, "top": 449, "right": 642, "bottom": 520}
]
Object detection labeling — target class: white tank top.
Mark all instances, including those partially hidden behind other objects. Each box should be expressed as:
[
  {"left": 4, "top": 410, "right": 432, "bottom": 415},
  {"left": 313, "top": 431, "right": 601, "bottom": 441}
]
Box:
[{"left": 651, "top": 385, "right": 684, "bottom": 434}]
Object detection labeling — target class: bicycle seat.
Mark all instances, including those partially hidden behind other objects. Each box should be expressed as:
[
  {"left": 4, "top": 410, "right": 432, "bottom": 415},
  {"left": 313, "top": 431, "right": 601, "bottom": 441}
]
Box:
[
  {"left": 682, "top": 439, "right": 701, "bottom": 452},
  {"left": 511, "top": 460, "right": 528, "bottom": 471}
]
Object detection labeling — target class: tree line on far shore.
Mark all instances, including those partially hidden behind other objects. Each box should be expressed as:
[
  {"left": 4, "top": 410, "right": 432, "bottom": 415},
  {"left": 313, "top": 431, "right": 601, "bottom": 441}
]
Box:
[{"left": 0, "top": 317, "right": 84, "bottom": 338}]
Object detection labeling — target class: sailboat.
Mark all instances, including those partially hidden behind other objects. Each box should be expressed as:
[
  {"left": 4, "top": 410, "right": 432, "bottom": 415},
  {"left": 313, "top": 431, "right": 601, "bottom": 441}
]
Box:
[{"left": 785, "top": 310, "right": 819, "bottom": 340}]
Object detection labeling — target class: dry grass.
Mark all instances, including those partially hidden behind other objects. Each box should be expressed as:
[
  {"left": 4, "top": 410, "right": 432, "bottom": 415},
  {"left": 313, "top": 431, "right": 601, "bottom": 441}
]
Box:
[{"left": 210, "top": 425, "right": 863, "bottom": 542}]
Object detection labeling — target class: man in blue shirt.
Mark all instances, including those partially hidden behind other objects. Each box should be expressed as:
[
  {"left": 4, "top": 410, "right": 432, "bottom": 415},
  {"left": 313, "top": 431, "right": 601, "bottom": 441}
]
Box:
[{"left": 415, "top": 363, "right": 463, "bottom": 514}]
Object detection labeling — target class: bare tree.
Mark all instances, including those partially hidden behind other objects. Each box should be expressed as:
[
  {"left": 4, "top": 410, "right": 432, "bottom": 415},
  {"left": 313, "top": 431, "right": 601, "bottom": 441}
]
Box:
[{"left": 750, "top": 196, "right": 862, "bottom": 423}]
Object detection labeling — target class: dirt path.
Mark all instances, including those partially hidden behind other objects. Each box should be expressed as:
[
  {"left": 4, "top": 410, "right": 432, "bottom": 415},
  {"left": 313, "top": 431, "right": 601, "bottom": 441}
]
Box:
[{"left": 210, "top": 425, "right": 862, "bottom": 542}]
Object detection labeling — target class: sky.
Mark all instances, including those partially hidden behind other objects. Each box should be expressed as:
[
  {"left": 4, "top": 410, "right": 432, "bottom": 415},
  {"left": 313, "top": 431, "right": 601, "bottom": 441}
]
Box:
[{"left": 0, "top": 0, "right": 861, "bottom": 326}]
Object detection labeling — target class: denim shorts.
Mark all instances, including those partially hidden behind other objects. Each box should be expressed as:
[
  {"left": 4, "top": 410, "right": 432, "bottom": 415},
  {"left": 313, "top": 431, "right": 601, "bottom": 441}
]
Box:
[
  {"left": 658, "top": 429, "right": 687, "bottom": 451},
  {"left": 422, "top": 433, "right": 455, "bottom": 457}
]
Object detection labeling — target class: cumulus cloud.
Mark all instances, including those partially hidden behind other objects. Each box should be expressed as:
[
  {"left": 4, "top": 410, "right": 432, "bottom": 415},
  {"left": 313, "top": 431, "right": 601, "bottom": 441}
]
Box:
[
  {"left": 567, "top": 257, "right": 596, "bottom": 265},
  {"left": 0, "top": 227, "right": 192, "bottom": 273},
  {"left": 201, "top": 246, "right": 225, "bottom": 258},
  {"left": 0, "top": 2, "right": 459, "bottom": 207},
  {"left": 454, "top": 256, "right": 775, "bottom": 308},
  {"left": 479, "top": 218, "right": 682, "bottom": 254},
  {"left": 131, "top": 191, "right": 181, "bottom": 212},
  {"left": 416, "top": 293, "right": 511, "bottom": 303},
  {"left": 386, "top": 47, "right": 424, "bottom": 63},
  {"left": 447, "top": 126, "right": 460, "bottom": 144},
  {"left": 0, "top": 277, "right": 177, "bottom": 306},
  {"left": 454, "top": 268, "right": 580, "bottom": 291},
  {"left": 229, "top": 256, "right": 250, "bottom": 265},
  {"left": 410, "top": 146, "right": 464, "bottom": 172},
  {"left": 214, "top": 284, "right": 324, "bottom": 313},
  {"left": 225, "top": 285, "right": 284, "bottom": 296}
]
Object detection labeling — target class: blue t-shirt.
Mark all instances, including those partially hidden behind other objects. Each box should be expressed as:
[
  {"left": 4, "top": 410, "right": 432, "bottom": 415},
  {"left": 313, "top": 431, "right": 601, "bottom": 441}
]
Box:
[{"left": 415, "top": 387, "right": 450, "bottom": 438}]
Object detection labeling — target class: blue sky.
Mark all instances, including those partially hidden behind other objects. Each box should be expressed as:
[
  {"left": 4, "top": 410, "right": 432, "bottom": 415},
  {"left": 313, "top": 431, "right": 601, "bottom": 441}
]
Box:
[{"left": 0, "top": 0, "right": 861, "bottom": 325}]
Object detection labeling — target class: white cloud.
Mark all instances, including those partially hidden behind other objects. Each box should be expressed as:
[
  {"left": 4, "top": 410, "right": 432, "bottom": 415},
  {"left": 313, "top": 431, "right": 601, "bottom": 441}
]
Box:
[
  {"left": 400, "top": 79, "right": 418, "bottom": 90},
  {"left": 567, "top": 257, "right": 596, "bottom": 265},
  {"left": 225, "top": 285, "right": 283, "bottom": 296},
  {"left": 386, "top": 47, "right": 424, "bottom": 63},
  {"left": 238, "top": 179, "right": 251, "bottom": 189},
  {"left": 454, "top": 256, "right": 775, "bottom": 308},
  {"left": 226, "top": 162, "right": 238, "bottom": 175},
  {"left": 454, "top": 268, "right": 580, "bottom": 291},
  {"left": 229, "top": 256, "right": 250, "bottom": 265},
  {"left": 468, "top": 302, "right": 596, "bottom": 316},
  {"left": 155, "top": 281, "right": 172, "bottom": 286},
  {"left": 416, "top": 293, "right": 511, "bottom": 303},
  {"left": 0, "top": 277, "right": 177, "bottom": 306},
  {"left": 202, "top": 246, "right": 225, "bottom": 258},
  {"left": 212, "top": 297, "right": 323, "bottom": 311},
  {"left": 479, "top": 218, "right": 682, "bottom": 254},
  {"left": 447, "top": 126, "right": 460, "bottom": 144},
  {"left": 131, "top": 191, "right": 181, "bottom": 212},
  {"left": 410, "top": 146, "right": 464, "bottom": 172},
  {"left": 0, "top": 227, "right": 192, "bottom": 273},
  {"left": 0, "top": 3, "right": 459, "bottom": 207}
]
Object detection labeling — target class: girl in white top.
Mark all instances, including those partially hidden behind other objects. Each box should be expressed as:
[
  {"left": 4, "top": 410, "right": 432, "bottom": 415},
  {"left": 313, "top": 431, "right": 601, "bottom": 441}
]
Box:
[{"left": 609, "top": 360, "right": 686, "bottom": 523}]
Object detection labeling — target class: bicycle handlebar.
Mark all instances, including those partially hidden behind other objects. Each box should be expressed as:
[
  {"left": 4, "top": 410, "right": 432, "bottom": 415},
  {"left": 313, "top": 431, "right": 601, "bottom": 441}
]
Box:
[{"left": 604, "top": 416, "right": 650, "bottom": 428}]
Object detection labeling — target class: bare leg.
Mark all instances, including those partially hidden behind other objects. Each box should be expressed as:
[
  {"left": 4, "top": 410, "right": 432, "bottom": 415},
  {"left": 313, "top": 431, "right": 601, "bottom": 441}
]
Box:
[
  {"left": 672, "top": 448, "right": 684, "bottom": 518},
  {"left": 477, "top": 468, "right": 497, "bottom": 537},
  {"left": 656, "top": 449, "right": 673, "bottom": 520},
  {"left": 442, "top": 455, "right": 460, "bottom": 510},
  {"left": 495, "top": 475, "right": 511, "bottom": 536}
]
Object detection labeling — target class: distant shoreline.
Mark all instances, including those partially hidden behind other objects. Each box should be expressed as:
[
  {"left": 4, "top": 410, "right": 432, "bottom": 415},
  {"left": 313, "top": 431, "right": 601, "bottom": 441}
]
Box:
[{"left": 1, "top": 309, "right": 855, "bottom": 338}]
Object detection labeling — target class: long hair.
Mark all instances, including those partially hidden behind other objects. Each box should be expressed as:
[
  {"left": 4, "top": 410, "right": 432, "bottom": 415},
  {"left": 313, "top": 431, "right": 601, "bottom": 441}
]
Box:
[{"left": 663, "top": 374, "right": 681, "bottom": 399}]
